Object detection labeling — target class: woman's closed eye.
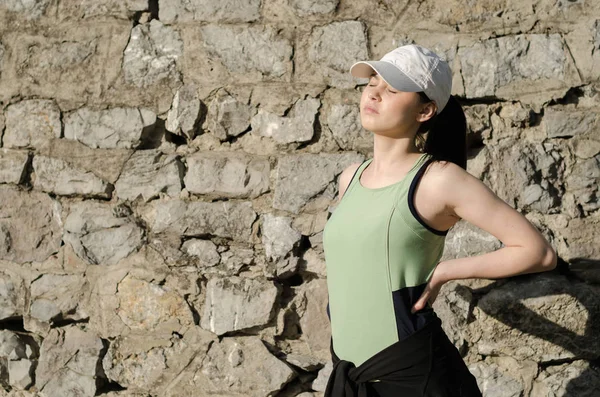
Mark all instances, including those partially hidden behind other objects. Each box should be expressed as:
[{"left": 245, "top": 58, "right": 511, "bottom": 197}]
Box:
[{"left": 367, "top": 83, "right": 397, "bottom": 93}]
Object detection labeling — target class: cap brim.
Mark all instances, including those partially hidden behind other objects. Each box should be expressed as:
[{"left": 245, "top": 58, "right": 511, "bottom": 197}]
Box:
[{"left": 349, "top": 61, "right": 423, "bottom": 92}]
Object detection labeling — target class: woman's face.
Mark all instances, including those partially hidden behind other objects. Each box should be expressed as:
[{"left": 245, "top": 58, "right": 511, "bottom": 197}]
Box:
[{"left": 359, "top": 72, "right": 435, "bottom": 137}]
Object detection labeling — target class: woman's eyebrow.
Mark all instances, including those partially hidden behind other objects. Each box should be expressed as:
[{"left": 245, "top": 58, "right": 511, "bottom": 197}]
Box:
[{"left": 369, "top": 72, "right": 379, "bottom": 78}]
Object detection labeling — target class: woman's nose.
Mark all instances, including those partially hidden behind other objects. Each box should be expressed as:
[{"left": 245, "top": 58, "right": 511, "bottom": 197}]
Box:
[
  {"left": 369, "top": 89, "right": 381, "bottom": 100},
  {"left": 368, "top": 83, "right": 383, "bottom": 100}
]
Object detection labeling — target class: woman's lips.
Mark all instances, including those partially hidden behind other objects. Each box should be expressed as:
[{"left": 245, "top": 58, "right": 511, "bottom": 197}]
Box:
[{"left": 364, "top": 106, "right": 379, "bottom": 114}]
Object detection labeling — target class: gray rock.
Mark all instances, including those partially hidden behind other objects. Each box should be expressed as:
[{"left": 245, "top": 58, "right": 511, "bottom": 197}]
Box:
[
  {"left": 442, "top": 219, "right": 502, "bottom": 260},
  {"left": 0, "top": 268, "right": 25, "bottom": 321},
  {"left": 57, "top": 0, "right": 147, "bottom": 20},
  {"left": 206, "top": 90, "right": 255, "bottom": 140},
  {"left": 181, "top": 239, "right": 220, "bottom": 267},
  {"left": 301, "top": 248, "right": 327, "bottom": 277},
  {"left": 29, "top": 273, "right": 87, "bottom": 324},
  {"left": 7, "top": 26, "right": 115, "bottom": 105},
  {"left": 0, "top": 330, "right": 30, "bottom": 360},
  {"left": 0, "top": 0, "right": 51, "bottom": 18},
  {"left": 151, "top": 200, "right": 257, "bottom": 241},
  {"left": 0, "top": 103, "right": 4, "bottom": 136},
  {"left": 102, "top": 325, "right": 216, "bottom": 393},
  {"left": 326, "top": 104, "right": 371, "bottom": 150},
  {"left": 0, "top": 149, "right": 29, "bottom": 185},
  {"left": 564, "top": 154, "right": 599, "bottom": 213},
  {"left": 113, "top": 275, "right": 195, "bottom": 333},
  {"left": 458, "top": 34, "right": 575, "bottom": 99},
  {"left": 63, "top": 201, "right": 144, "bottom": 265},
  {"left": 571, "top": 136, "right": 600, "bottom": 159},
  {"left": 297, "top": 278, "right": 330, "bottom": 361},
  {"left": 432, "top": 281, "right": 473, "bottom": 350},
  {"left": 489, "top": 102, "right": 531, "bottom": 141},
  {"left": 0, "top": 186, "right": 62, "bottom": 263},
  {"left": 308, "top": 21, "right": 368, "bottom": 88},
  {"left": 8, "top": 359, "right": 34, "bottom": 390},
  {"left": 184, "top": 152, "right": 270, "bottom": 198},
  {"left": 261, "top": 214, "right": 301, "bottom": 261},
  {"left": 218, "top": 245, "right": 256, "bottom": 276},
  {"left": 164, "top": 266, "right": 202, "bottom": 299},
  {"left": 123, "top": 19, "right": 183, "bottom": 88},
  {"left": 412, "top": 0, "right": 572, "bottom": 33},
  {"left": 273, "top": 152, "right": 363, "bottom": 214},
  {"left": 146, "top": 233, "right": 187, "bottom": 267},
  {"left": 40, "top": 368, "right": 96, "bottom": 397},
  {"left": 544, "top": 107, "right": 597, "bottom": 138},
  {"left": 32, "top": 155, "right": 112, "bottom": 198},
  {"left": 192, "top": 336, "right": 295, "bottom": 396},
  {"left": 312, "top": 360, "right": 333, "bottom": 392},
  {"left": 468, "top": 358, "right": 535, "bottom": 397},
  {"left": 115, "top": 150, "right": 183, "bottom": 202},
  {"left": 64, "top": 107, "right": 156, "bottom": 149},
  {"left": 531, "top": 359, "right": 600, "bottom": 397},
  {"left": 520, "top": 183, "right": 554, "bottom": 212},
  {"left": 0, "top": 330, "right": 36, "bottom": 390},
  {"left": 166, "top": 84, "right": 201, "bottom": 140},
  {"left": 37, "top": 139, "right": 132, "bottom": 184},
  {"left": 250, "top": 97, "right": 320, "bottom": 144},
  {"left": 558, "top": 214, "right": 600, "bottom": 264},
  {"left": 17, "top": 37, "right": 96, "bottom": 73},
  {"left": 285, "top": 353, "right": 322, "bottom": 371},
  {"left": 160, "top": 0, "right": 261, "bottom": 23},
  {"left": 465, "top": 104, "right": 493, "bottom": 140},
  {"left": 201, "top": 276, "right": 278, "bottom": 335},
  {"left": 289, "top": 0, "right": 338, "bottom": 16},
  {"left": 470, "top": 273, "right": 600, "bottom": 362},
  {"left": 36, "top": 326, "right": 104, "bottom": 397},
  {"left": 4, "top": 100, "right": 61, "bottom": 149},
  {"left": 200, "top": 24, "right": 292, "bottom": 77},
  {"left": 481, "top": 142, "right": 560, "bottom": 211},
  {"left": 275, "top": 256, "right": 300, "bottom": 279},
  {"left": 83, "top": 265, "right": 149, "bottom": 338},
  {"left": 28, "top": 298, "right": 61, "bottom": 326}
]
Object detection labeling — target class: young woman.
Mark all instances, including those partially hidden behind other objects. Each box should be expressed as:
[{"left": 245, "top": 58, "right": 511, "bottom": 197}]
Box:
[{"left": 322, "top": 45, "right": 557, "bottom": 397}]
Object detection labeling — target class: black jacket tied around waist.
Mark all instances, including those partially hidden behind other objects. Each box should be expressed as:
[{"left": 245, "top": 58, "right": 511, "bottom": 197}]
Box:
[{"left": 324, "top": 316, "right": 482, "bottom": 397}]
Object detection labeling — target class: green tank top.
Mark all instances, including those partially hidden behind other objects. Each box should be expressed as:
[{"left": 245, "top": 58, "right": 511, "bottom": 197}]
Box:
[{"left": 322, "top": 152, "right": 449, "bottom": 367}]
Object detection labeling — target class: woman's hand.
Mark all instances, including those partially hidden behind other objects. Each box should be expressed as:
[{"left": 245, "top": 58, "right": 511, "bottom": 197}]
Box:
[{"left": 411, "top": 262, "right": 448, "bottom": 313}]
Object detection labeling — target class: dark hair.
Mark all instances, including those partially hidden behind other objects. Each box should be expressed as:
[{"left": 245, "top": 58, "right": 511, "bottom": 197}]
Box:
[{"left": 415, "top": 92, "right": 467, "bottom": 170}]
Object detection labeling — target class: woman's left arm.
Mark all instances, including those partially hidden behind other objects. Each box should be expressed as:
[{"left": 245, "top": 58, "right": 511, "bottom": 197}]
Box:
[{"left": 411, "top": 162, "right": 557, "bottom": 313}]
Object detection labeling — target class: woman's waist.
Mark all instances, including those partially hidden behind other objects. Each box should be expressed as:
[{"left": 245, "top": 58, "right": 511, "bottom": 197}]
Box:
[{"left": 330, "top": 315, "right": 444, "bottom": 367}]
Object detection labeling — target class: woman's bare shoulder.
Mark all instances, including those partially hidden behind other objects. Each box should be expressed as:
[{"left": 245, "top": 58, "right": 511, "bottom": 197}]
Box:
[
  {"left": 424, "top": 158, "right": 471, "bottom": 182},
  {"left": 336, "top": 161, "right": 364, "bottom": 202},
  {"left": 419, "top": 159, "right": 476, "bottom": 217}
]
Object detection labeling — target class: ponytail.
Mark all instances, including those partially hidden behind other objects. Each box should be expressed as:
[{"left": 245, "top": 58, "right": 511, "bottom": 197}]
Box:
[{"left": 415, "top": 94, "right": 467, "bottom": 170}]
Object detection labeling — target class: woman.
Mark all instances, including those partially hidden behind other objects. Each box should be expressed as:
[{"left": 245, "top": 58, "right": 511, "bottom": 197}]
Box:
[{"left": 321, "top": 44, "right": 557, "bottom": 397}]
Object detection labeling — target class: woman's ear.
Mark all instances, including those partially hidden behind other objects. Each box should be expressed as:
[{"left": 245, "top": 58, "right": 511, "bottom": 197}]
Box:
[{"left": 417, "top": 101, "right": 437, "bottom": 123}]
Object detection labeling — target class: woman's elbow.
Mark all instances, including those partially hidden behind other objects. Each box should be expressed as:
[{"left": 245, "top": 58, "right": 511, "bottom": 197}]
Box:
[{"left": 539, "top": 244, "right": 558, "bottom": 271}]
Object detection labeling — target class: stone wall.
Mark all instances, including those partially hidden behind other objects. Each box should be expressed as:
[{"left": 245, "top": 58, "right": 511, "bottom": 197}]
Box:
[{"left": 0, "top": 0, "right": 599, "bottom": 396}]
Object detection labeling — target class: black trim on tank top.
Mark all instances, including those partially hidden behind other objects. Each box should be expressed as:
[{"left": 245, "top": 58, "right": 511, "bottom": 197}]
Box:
[
  {"left": 327, "top": 160, "right": 368, "bottom": 221},
  {"left": 408, "top": 158, "right": 449, "bottom": 236},
  {"left": 339, "top": 159, "right": 368, "bottom": 201}
]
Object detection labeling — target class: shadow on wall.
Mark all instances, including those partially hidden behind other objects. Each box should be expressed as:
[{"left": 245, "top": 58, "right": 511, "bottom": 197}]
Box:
[{"left": 466, "top": 257, "right": 600, "bottom": 397}]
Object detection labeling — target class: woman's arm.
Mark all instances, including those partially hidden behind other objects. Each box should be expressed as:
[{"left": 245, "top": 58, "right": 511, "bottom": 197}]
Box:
[{"left": 411, "top": 161, "right": 557, "bottom": 313}]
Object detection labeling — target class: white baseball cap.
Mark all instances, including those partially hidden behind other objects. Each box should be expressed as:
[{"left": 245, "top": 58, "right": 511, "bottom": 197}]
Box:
[{"left": 349, "top": 44, "right": 452, "bottom": 114}]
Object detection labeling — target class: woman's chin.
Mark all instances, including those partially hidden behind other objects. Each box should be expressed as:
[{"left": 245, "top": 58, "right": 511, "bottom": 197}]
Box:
[{"left": 361, "top": 119, "right": 384, "bottom": 132}]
